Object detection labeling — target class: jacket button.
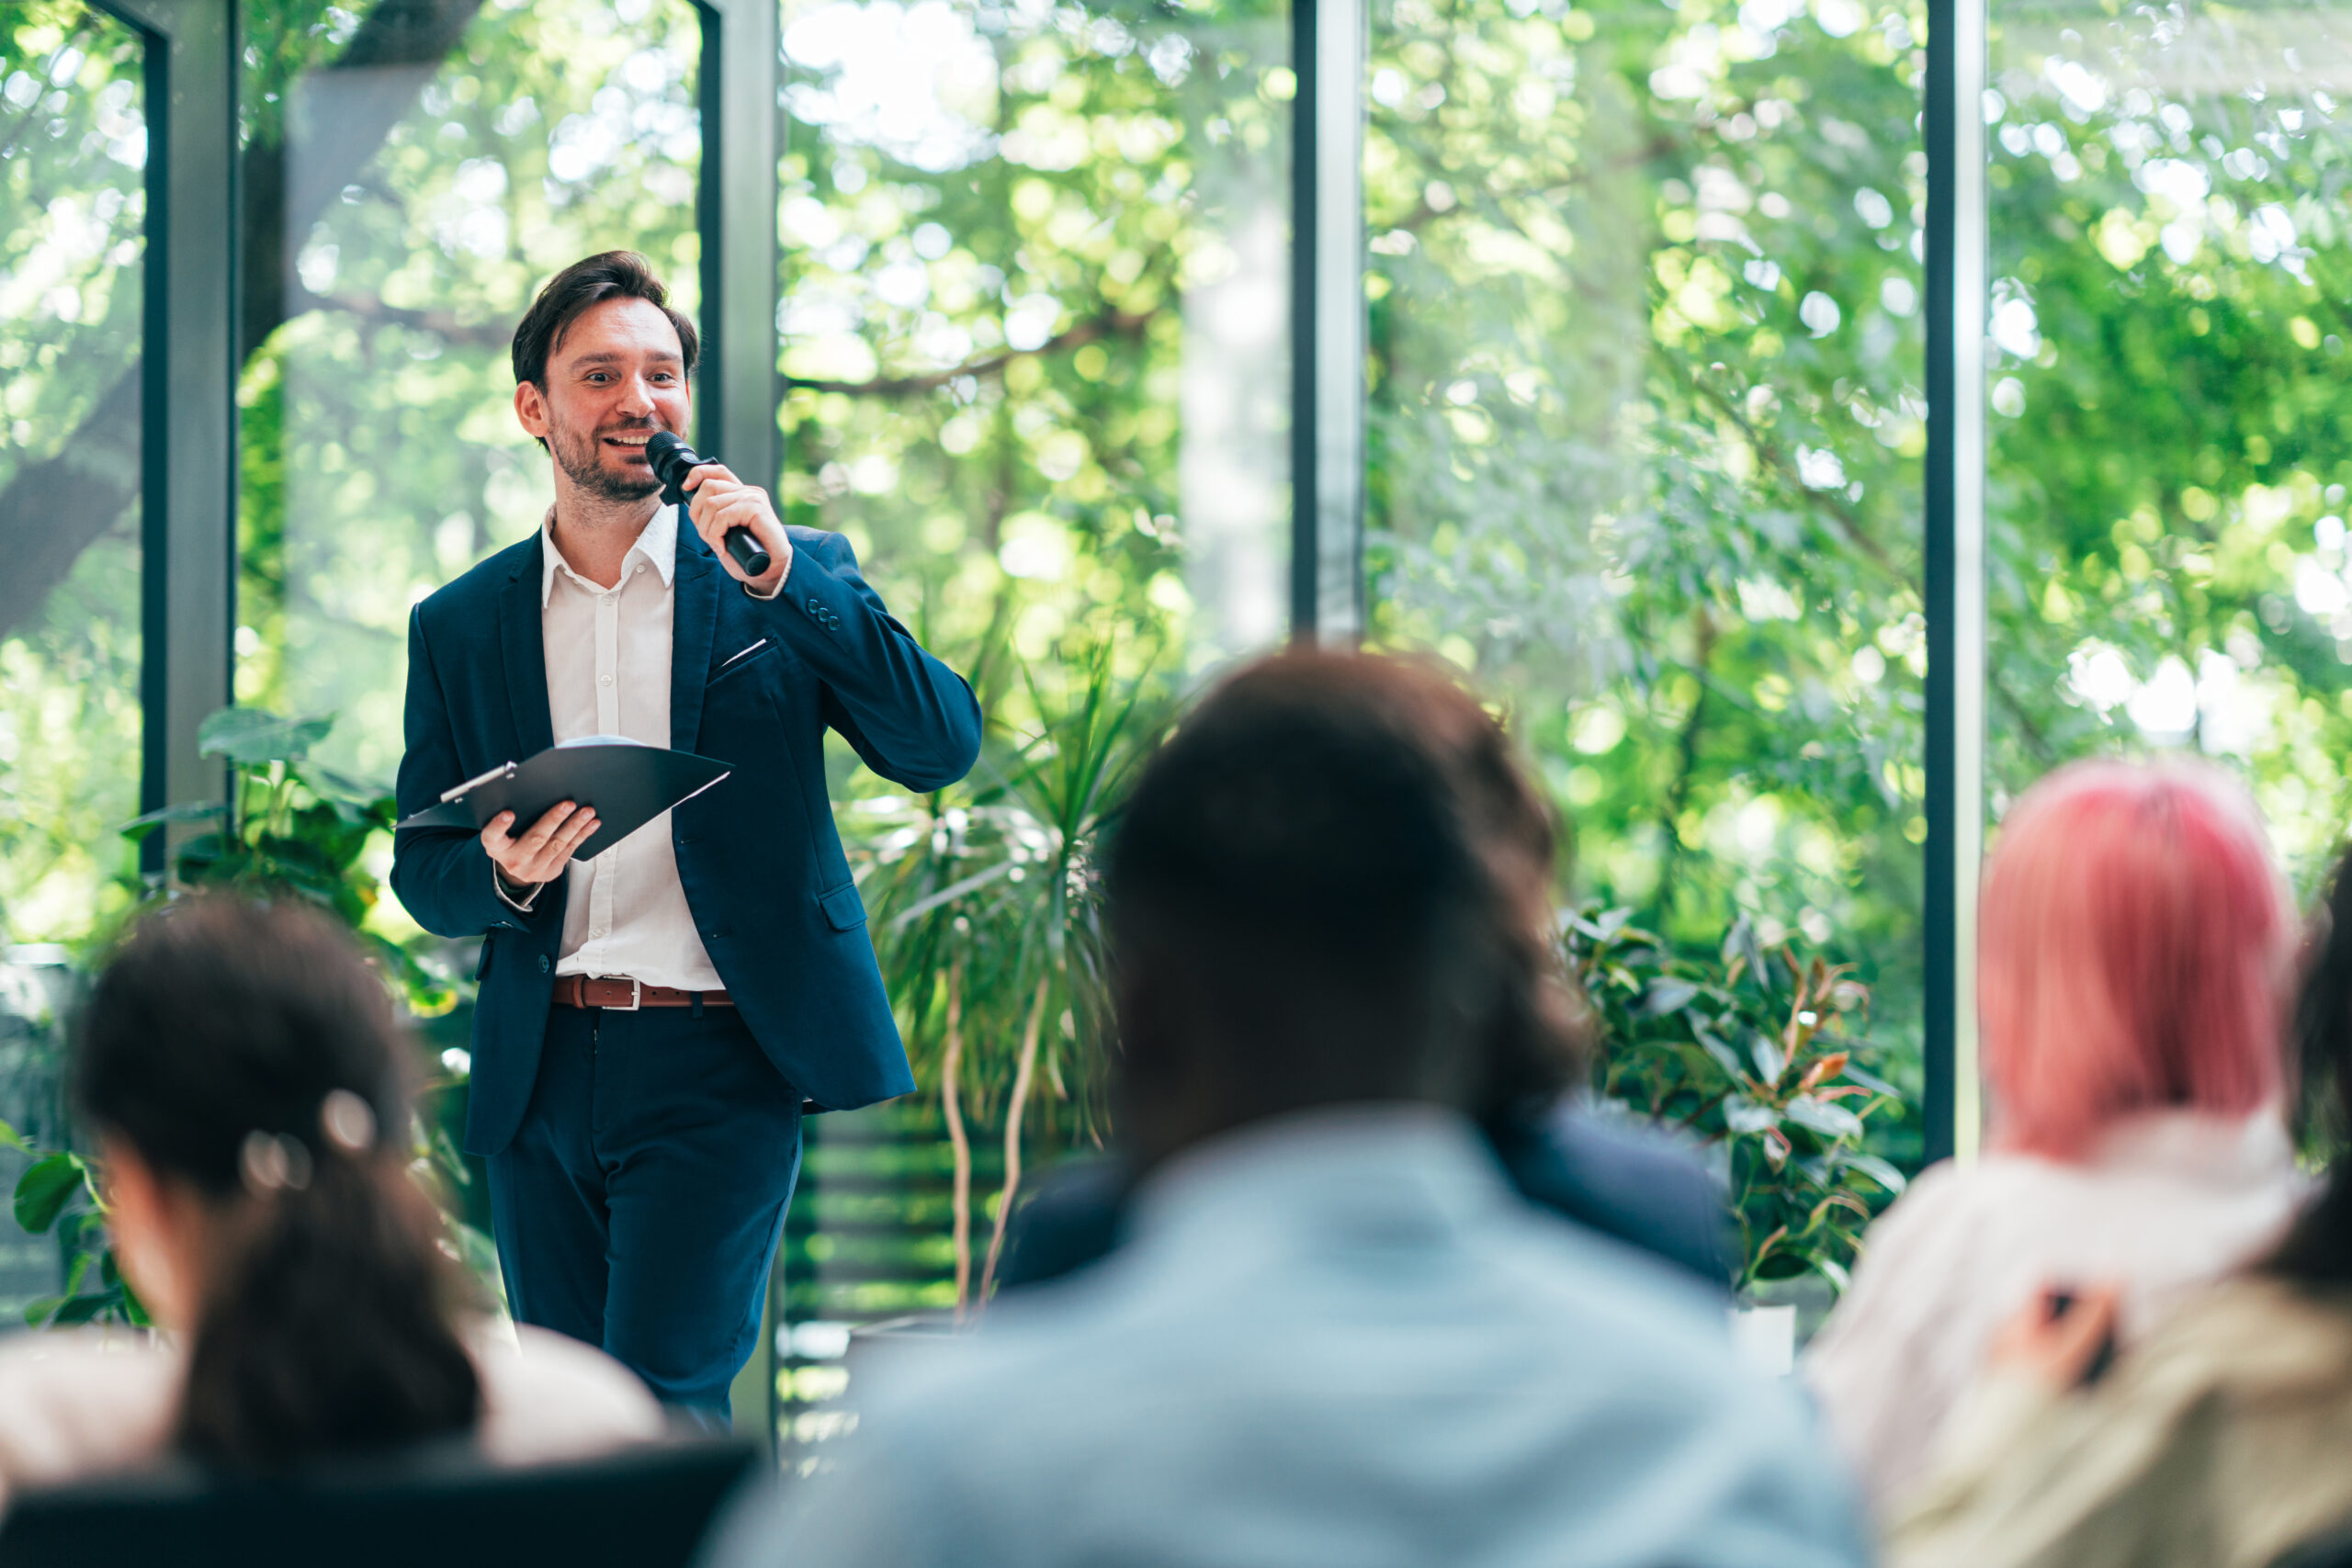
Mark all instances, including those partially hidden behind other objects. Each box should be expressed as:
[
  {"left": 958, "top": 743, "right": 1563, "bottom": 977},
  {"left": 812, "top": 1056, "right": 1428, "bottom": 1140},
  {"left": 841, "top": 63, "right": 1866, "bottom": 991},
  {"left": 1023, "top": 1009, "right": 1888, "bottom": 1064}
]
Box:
[{"left": 538, "top": 954, "right": 551, "bottom": 975}]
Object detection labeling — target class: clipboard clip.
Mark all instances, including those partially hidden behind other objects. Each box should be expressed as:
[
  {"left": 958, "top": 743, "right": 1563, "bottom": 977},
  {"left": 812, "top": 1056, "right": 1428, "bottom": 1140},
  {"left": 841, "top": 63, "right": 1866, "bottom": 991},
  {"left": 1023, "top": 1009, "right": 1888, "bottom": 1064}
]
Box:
[{"left": 441, "top": 761, "right": 518, "bottom": 805}]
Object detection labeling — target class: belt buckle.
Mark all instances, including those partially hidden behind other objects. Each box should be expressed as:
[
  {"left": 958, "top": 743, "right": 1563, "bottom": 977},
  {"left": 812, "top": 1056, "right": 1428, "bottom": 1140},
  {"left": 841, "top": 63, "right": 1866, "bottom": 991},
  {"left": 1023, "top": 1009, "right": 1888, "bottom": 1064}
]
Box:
[{"left": 609, "top": 976, "right": 642, "bottom": 1011}]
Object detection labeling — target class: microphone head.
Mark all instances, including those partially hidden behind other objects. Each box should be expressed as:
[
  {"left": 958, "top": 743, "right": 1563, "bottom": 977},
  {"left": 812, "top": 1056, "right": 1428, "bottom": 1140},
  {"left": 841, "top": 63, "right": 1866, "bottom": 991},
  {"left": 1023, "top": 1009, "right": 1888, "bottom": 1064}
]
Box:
[{"left": 644, "top": 429, "right": 703, "bottom": 504}]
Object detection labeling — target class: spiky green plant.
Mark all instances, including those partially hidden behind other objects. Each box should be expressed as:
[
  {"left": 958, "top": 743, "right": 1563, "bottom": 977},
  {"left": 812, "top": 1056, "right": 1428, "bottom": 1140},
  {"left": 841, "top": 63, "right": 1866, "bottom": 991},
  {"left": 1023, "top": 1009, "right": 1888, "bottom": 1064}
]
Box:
[{"left": 853, "top": 638, "right": 1172, "bottom": 1315}]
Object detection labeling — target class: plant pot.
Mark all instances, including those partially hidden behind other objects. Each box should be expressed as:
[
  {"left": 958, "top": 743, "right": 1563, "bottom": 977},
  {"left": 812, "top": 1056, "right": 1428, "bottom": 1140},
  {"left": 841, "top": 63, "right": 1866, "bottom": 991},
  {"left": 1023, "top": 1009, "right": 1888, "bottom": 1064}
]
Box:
[{"left": 1727, "top": 1303, "right": 1797, "bottom": 1377}]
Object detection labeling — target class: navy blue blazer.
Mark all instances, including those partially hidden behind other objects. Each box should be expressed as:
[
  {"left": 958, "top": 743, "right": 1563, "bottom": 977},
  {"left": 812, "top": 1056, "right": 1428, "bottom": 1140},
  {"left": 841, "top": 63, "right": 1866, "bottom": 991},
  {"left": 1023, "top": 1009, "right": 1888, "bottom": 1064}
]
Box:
[{"left": 391, "top": 521, "right": 981, "bottom": 1156}]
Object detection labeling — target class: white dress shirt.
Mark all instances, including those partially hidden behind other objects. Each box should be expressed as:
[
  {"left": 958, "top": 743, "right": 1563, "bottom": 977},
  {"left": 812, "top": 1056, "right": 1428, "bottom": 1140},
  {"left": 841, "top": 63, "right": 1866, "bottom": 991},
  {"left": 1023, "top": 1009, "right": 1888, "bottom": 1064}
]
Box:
[
  {"left": 503, "top": 504, "right": 778, "bottom": 992},
  {"left": 1804, "top": 1106, "right": 2307, "bottom": 1517},
  {"left": 718, "top": 1105, "right": 1869, "bottom": 1568}
]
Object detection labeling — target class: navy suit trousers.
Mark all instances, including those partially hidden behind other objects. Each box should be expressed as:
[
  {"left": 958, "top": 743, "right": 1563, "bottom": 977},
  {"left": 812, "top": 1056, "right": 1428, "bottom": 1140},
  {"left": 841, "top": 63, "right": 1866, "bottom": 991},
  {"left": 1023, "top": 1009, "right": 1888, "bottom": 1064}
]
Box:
[{"left": 487, "top": 1002, "right": 802, "bottom": 1419}]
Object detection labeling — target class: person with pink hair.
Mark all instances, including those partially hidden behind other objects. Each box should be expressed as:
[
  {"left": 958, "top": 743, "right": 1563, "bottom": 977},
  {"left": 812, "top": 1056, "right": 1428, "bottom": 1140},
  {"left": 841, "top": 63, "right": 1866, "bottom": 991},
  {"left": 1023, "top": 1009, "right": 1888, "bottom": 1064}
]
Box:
[{"left": 1804, "top": 758, "right": 2308, "bottom": 1515}]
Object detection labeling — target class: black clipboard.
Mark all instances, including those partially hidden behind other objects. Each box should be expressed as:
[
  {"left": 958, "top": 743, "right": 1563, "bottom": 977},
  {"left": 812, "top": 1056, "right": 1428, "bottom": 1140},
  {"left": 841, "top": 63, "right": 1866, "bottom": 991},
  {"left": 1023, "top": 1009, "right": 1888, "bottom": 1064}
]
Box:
[{"left": 395, "top": 739, "right": 732, "bottom": 863}]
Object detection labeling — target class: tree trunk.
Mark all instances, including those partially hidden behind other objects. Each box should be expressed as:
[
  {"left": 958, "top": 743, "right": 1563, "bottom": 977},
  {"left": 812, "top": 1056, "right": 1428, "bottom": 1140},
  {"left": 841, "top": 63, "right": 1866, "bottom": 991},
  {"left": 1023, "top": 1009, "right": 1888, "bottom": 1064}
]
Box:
[
  {"left": 1648, "top": 606, "right": 1719, "bottom": 923},
  {"left": 978, "top": 972, "right": 1051, "bottom": 1306},
  {"left": 0, "top": 0, "right": 490, "bottom": 638},
  {"left": 941, "top": 958, "right": 973, "bottom": 1323}
]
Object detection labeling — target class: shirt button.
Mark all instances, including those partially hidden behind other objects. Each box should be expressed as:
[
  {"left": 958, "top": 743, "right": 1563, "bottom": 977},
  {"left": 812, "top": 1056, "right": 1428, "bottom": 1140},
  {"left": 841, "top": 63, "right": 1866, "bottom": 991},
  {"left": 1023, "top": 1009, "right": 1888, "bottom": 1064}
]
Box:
[
  {"left": 591, "top": 926, "right": 607, "bottom": 939},
  {"left": 599, "top": 673, "right": 614, "bottom": 686}
]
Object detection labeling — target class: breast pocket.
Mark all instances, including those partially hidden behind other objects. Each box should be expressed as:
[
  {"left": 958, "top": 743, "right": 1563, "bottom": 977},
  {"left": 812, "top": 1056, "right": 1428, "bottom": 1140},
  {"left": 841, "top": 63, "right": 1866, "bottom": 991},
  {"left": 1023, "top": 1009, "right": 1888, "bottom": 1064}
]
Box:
[{"left": 708, "top": 637, "right": 780, "bottom": 689}]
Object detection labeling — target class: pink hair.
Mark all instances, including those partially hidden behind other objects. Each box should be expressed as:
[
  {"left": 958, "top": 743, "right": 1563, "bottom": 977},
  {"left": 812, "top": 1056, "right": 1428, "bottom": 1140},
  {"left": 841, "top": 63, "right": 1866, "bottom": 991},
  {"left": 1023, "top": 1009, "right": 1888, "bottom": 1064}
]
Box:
[{"left": 1979, "top": 759, "right": 2290, "bottom": 1159}]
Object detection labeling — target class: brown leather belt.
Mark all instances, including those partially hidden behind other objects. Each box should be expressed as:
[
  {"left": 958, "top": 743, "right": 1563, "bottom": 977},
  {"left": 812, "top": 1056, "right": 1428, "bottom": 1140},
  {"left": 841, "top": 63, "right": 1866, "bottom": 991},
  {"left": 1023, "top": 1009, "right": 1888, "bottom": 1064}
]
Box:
[{"left": 551, "top": 976, "right": 733, "bottom": 1010}]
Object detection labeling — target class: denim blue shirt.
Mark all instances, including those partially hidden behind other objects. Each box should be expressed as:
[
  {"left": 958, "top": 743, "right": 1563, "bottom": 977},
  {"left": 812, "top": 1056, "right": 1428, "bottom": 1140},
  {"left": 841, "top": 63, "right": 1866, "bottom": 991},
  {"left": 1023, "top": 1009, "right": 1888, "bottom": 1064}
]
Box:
[{"left": 724, "top": 1105, "right": 1870, "bottom": 1568}]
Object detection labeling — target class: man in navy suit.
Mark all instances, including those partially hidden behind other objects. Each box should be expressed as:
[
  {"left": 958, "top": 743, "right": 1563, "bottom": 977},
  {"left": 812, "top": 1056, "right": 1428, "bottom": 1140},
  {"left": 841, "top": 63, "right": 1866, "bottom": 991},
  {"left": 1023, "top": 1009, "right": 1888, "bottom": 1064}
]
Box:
[{"left": 392, "top": 252, "right": 979, "bottom": 1420}]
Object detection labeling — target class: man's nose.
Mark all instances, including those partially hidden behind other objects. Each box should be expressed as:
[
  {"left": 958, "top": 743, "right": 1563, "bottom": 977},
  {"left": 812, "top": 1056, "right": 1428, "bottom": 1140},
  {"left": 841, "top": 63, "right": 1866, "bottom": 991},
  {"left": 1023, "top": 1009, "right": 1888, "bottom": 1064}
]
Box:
[{"left": 615, "top": 375, "right": 656, "bottom": 418}]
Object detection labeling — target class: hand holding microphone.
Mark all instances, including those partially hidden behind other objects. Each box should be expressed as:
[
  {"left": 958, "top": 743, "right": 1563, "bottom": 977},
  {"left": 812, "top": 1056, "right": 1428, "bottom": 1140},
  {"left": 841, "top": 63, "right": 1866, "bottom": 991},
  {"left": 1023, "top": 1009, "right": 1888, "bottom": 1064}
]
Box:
[{"left": 647, "top": 431, "right": 790, "bottom": 590}]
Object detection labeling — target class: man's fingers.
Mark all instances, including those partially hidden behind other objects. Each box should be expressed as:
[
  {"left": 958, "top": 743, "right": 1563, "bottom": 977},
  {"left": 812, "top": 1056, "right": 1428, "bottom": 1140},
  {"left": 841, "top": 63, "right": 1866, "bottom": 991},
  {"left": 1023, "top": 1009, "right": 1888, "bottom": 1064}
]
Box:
[
  {"left": 517, "top": 809, "right": 600, "bottom": 879},
  {"left": 517, "top": 800, "right": 579, "bottom": 851}
]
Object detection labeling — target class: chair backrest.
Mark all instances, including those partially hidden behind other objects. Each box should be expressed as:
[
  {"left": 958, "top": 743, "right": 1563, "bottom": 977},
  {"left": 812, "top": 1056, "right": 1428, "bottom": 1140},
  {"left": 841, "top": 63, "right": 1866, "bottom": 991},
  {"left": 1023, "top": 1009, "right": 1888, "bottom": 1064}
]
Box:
[{"left": 0, "top": 1437, "right": 760, "bottom": 1568}]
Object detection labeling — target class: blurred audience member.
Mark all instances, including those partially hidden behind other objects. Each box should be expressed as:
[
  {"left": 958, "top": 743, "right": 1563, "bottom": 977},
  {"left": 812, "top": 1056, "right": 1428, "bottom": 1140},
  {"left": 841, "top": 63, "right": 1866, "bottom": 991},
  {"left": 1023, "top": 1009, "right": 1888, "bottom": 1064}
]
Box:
[
  {"left": 715, "top": 650, "right": 1866, "bottom": 1568},
  {"left": 0, "top": 897, "right": 662, "bottom": 1514},
  {"left": 1806, "top": 760, "right": 2305, "bottom": 1511},
  {"left": 1889, "top": 839, "right": 2352, "bottom": 1568},
  {"left": 998, "top": 1100, "right": 1735, "bottom": 1297},
  {"left": 999, "top": 653, "right": 1733, "bottom": 1294}
]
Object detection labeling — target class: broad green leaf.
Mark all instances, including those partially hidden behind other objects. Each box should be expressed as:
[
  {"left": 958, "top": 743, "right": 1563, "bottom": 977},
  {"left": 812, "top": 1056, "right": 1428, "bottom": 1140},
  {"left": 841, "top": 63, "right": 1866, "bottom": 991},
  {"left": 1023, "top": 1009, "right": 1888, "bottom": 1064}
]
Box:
[
  {"left": 295, "top": 760, "right": 391, "bottom": 807},
  {"left": 119, "top": 800, "right": 227, "bottom": 840},
  {"left": 1634, "top": 977, "right": 1701, "bottom": 1018},
  {"left": 14, "top": 1153, "right": 83, "bottom": 1234},
  {"left": 1691, "top": 1027, "right": 1747, "bottom": 1081},
  {"left": 1783, "top": 1097, "right": 1866, "bottom": 1142},
  {"left": 198, "top": 706, "right": 334, "bottom": 764},
  {"left": 1839, "top": 1153, "right": 1908, "bottom": 1195},
  {"left": 50, "top": 1292, "right": 119, "bottom": 1326}
]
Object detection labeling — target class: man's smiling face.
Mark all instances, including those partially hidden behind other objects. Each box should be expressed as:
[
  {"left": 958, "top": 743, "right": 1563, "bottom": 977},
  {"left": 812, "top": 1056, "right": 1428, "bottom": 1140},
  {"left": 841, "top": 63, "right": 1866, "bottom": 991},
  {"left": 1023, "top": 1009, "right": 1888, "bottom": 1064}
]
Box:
[{"left": 516, "top": 295, "right": 692, "bottom": 504}]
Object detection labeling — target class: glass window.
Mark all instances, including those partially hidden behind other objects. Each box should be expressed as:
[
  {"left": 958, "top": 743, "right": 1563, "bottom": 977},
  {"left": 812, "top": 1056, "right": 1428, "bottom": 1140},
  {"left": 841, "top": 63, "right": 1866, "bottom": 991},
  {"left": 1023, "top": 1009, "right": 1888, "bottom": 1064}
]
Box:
[
  {"left": 1364, "top": 0, "right": 1931, "bottom": 1109},
  {"left": 0, "top": 1, "right": 144, "bottom": 946},
  {"left": 237, "top": 0, "right": 705, "bottom": 790},
  {"left": 1984, "top": 0, "right": 2352, "bottom": 887}
]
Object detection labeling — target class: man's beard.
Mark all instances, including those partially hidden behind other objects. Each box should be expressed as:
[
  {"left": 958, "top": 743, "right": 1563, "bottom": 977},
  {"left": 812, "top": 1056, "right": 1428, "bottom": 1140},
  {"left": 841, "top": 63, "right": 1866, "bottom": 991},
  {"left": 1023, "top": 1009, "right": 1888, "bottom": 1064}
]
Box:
[{"left": 550, "top": 417, "right": 662, "bottom": 504}]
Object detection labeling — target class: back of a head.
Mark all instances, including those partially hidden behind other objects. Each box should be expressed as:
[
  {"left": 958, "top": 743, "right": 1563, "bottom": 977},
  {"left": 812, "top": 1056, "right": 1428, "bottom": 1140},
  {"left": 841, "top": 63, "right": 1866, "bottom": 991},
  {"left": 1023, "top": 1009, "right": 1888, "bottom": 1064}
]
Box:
[
  {"left": 1978, "top": 759, "right": 2289, "bottom": 1159},
  {"left": 1107, "top": 650, "right": 1577, "bottom": 1156},
  {"left": 2269, "top": 844, "right": 2352, "bottom": 1285},
  {"left": 76, "top": 896, "right": 481, "bottom": 1469}
]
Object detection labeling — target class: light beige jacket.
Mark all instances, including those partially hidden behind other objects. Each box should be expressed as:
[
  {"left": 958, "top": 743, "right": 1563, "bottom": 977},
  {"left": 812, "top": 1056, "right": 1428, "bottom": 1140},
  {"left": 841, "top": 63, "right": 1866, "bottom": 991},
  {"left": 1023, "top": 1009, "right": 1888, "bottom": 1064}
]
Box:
[
  {"left": 0, "top": 1320, "right": 665, "bottom": 1517},
  {"left": 1892, "top": 1276, "right": 2352, "bottom": 1568}
]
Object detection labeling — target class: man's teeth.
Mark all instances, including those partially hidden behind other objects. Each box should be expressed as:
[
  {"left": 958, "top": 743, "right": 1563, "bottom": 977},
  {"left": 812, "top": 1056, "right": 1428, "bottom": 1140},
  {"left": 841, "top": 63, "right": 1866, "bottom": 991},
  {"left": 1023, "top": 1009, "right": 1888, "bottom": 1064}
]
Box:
[{"left": 608, "top": 434, "right": 651, "bottom": 446}]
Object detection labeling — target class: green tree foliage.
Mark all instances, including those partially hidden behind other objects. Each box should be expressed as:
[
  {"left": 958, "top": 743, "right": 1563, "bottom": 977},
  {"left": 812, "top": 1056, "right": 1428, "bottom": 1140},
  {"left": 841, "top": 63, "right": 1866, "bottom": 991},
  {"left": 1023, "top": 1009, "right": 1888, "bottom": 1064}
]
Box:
[
  {"left": 0, "top": 1, "right": 144, "bottom": 944},
  {"left": 1365, "top": 0, "right": 1935, "bottom": 1081},
  {"left": 1981, "top": 2, "right": 2352, "bottom": 868},
  {"left": 774, "top": 0, "right": 1288, "bottom": 687}
]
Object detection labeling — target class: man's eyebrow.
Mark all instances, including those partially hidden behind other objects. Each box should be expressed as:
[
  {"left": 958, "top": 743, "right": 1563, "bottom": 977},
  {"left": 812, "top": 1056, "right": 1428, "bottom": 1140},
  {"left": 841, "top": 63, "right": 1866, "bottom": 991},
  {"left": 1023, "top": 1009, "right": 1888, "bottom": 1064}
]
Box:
[{"left": 570, "top": 349, "right": 684, "bottom": 367}]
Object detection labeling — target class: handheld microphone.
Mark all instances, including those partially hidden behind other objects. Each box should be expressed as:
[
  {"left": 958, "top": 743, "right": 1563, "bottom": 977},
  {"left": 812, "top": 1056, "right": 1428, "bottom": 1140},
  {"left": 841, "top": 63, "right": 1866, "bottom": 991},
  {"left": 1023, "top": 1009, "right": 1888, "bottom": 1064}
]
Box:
[{"left": 645, "top": 430, "right": 774, "bottom": 579}]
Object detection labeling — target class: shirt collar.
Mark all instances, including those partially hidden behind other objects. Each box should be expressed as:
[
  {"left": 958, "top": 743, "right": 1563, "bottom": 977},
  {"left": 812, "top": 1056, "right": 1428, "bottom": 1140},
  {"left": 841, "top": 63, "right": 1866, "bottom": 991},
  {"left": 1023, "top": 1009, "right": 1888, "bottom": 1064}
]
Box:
[
  {"left": 539, "top": 502, "right": 681, "bottom": 608},
  {"left": 2086, "top": 1106, "right": 2297, "bottom": 1188},
  {"left": 1124, "top": 1103, "right": 1510, "bottom": 1255}
]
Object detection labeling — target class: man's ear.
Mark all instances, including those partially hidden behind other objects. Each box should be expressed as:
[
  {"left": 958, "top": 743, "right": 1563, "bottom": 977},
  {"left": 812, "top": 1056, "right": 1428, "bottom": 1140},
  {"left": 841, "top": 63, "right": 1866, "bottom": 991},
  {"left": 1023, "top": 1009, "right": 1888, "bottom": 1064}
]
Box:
[{"left": 514, "top": 378, "right": 551, "bottom": 442}]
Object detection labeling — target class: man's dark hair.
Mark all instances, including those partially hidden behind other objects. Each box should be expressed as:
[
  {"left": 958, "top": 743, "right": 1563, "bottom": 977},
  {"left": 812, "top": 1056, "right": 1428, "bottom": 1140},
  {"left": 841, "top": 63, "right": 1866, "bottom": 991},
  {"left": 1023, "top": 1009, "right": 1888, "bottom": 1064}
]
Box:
[
  {"left": 510, "top": 249, "right": 699, "bottom": 390},
  {"left": 1106, "top": 651, "right": 1580, "bottom": 1147}
]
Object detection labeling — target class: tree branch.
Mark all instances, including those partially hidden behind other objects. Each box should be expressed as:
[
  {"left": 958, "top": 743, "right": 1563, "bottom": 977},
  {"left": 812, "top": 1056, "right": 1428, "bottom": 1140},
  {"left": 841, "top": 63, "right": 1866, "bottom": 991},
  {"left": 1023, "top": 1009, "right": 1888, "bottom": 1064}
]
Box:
[
  {"left": 1647, "top": 605, "right": 1720, "bottom": 924},
  {"left": 783, "top": 307, "right": 1158, "bottom": 399},
  {"left": 1688, "top": 370, "right": 1903, "bottom": 581},
  {"left": 296, "top": 287, "right": 514, "bottom": 349}
]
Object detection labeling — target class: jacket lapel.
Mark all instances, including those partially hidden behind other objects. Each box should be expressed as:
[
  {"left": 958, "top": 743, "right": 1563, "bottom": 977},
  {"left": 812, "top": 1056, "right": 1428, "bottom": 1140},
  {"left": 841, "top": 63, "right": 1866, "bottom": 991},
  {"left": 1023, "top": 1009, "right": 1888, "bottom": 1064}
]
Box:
[
  {"left": 500, "top": 536, "right": 556, "bottom": 759},
  {"left": 671, "top": 530, "right": 719, "bottom": 753}
]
